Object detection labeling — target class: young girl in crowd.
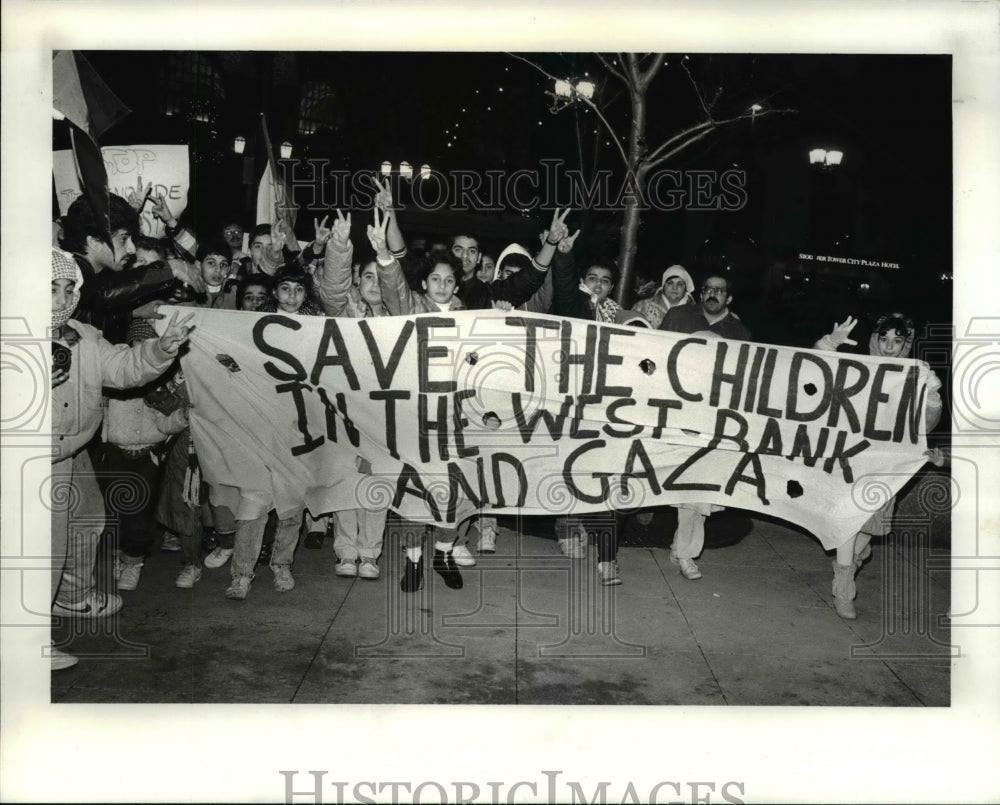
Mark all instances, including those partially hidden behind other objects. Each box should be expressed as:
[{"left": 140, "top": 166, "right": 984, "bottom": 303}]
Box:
[
  {"left": 372, "top": 206, "right": 571, "bottom": 591},
  {"left": 306, "top": 208, "right": 392, "bottom": 575},
  {"left": 816, "top": 313, "right": 944, "bottom": 618}
]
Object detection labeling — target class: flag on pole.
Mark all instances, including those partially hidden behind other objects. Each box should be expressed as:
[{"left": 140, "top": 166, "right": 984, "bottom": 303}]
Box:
[
  {"left": 52, "top": 51, "right": 130, "bottom": 239},
  {"left": 255, "top": 114, "right": 297, "bottom": 229}
]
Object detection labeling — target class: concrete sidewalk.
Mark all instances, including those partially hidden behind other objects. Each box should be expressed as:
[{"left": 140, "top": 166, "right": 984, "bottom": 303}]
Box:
[{"left": 51, "top": 488, "right": 952, "bottom": 706}]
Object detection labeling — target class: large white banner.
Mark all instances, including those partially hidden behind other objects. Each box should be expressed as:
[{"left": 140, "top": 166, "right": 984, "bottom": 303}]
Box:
[
  {"left": 159, "top": 307, "right": 934, "bottom": 549},
  {"left": 53, "top": 143, "right": 190, "bottom": 237}
]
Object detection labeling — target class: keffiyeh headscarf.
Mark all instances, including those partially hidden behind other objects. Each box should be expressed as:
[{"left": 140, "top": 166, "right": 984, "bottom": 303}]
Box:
[
  {"left": 578, "top": 279, "right": 622, "bottom": 323},
  {"left": 51, "top": 248, "right": 83, "bottom": 328}
]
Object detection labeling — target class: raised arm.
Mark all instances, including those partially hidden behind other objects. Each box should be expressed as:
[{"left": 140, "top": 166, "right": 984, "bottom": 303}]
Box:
[
  {"left": 490, "top": 209, "right": 571, "bottom": 307},
  {"left": 316, "top": 210, "right": 355, "bottom": 316},
  {"left": 368, "top": 207, "right": 414, "bottom": 315}
]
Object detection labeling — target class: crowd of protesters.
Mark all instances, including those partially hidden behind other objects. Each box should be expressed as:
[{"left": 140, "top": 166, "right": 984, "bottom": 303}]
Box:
[{"left": 48, "top": 176, "right": 944, "bottom": 670}]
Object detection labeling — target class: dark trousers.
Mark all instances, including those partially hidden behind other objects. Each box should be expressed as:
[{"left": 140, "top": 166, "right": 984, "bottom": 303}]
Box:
[{"left": 99, "top": 443, "right": 165, "bottom": 560}]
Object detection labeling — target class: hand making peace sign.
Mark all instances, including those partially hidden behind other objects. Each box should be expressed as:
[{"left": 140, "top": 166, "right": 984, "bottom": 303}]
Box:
[
  {"left": 366, "top": 206, "right": 389, "bottom": 256},
  {"left": 331, "top": 209, "right": 351, "bottom": 247},
  {"left": 313, "top": 215, "right": 331, "bottom": 246},
  {"left": 157, "top": 311, "right": 197, "bottom": 355}
]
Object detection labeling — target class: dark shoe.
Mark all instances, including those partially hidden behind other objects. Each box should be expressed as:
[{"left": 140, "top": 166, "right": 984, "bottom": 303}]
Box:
[
  {"left": 256, "top": 541, "right": 273, "bottom": 568},
  {"left": 201, "top": 528, "right": 220, "bottom": 554},
  {"left": 400, "top": 556, "right": 424, "bottom": 593},
  {"left": 432, "top": 549, "right": 463, "bottom": 590},
  {"left": 303, "top": 531, "right": 325, "bottom": 550}
]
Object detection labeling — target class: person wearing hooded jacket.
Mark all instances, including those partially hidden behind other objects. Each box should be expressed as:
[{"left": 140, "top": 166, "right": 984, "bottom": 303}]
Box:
[
  {"left": 815, "top": 313, "right": 944, "bottom": 619},
  {"left": 49, "top": 248, "right": 193, "bottom": 669},
  {"left": 633, "top": 264, "right": 697, "bottom": 329}
]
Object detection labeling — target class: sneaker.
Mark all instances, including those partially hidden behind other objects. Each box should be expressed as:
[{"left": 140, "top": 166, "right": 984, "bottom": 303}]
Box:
[
  {"left": 673, "top": 553, "right": 702, "bottom": 581},
  {"left": 116, "top": 561, "right": 143, "bottom": 591},
  {"left": 478, "top": 525, "right": 497, "bottom": 554},
  {"left": 161, "top": 534, "right": 182, "bottom": 552},
  {"left": 598, "top": 560, "right": 622, "bottom": 586},
  {"left": 303, "top": 531, "right": 325, "bottom": 550},
  {"left": 558, "top": 536, "right": 586, "bottom": 560},
  {"left": 225, "top": 575, "right": 253, "bottom": 600},
  {"left": 272, "top": 565, "right": 295, "bottom": 592},
  {"left": 358, "top": 558, "right": 380, "bottom": 580},
  {"left": 175, "top": 564, "right": 203, "bottom": 589},
  {"left": 203, "top": 547, "right": 234, "bottom": 569},
  {"left": 52, "top": 590, "right": 123, "bottom": 619},
  {"left": 256, "top": 542, "right": 273, "bottom": 567},
  {"left": 50, "top": 646, "right": 78, "bottom": 671},
  {"left": 451, "top": 544, "right": 477, "bottom": 567},
  {"left": 335, "top": 559, "right": 358, "bottom": 577}
]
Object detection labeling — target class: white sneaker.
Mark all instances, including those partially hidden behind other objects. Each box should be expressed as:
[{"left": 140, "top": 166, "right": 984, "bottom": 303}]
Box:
[
  {"left": 674, "top": 555, "right": 703, "bottom": 580},
  {"left": 478, "top": 525, "right": 497, "bottom": 554},
  {"left": 272, "top": 565, "right": 295, "bottom": 592},
  {"left": 225, "top": 575, "right": 253, "bottom": 600},
  {"left": 116, "top": 561, "right": 143, "bottom": 591},
  {"left": 358, "top": 558, "right": 380, "bottom": 579},
  {"left": 451, "top": 544, "right": 477, "bottom": 567},
  {"left": 175, "top": 564, "right": 203, "bottom": 589},
  {"left": 335, "top": 560, "right": 358, "bottom": 577},
  {"left": 50, "top": 646, "right": 78, "bottom": 671},
  {"left": 161, "top": 534, "right": 182, "bottom": 552},
  {"left": 204, "top": 546, "right": 234, "bottom": 569},
  {"left": 598, "top": 560, "right": 622, "bottom": 586},
  {"left": 52, "top": 590, "right": 123, "bottom": 619},
  {"left": 558, "top": 536, "right": 586, "bottom": 560}
]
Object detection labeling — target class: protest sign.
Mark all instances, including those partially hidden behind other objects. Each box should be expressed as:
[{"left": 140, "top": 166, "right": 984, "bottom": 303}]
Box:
[
  {"left": 158, "top": 307, "right": 933, "bottom": 549},
  {"left": 53, "top": 144, "right": 190, "bottom": 237}
]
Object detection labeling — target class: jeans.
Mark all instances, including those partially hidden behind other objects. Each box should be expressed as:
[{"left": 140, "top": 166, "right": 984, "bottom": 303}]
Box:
[
  {"left": 51, "top": 451, "right": 103, "bottom": 605},
  {"left": 333, "top": 508, "right": 387, "bottom": 561},
  {"left": 231, "top": 511, "right": 300, "bottom": 579}
]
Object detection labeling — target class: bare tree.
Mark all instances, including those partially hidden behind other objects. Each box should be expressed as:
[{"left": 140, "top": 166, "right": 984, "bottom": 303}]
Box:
[{"left": 508, "top": 52, "right": 792, "bottom": 305}]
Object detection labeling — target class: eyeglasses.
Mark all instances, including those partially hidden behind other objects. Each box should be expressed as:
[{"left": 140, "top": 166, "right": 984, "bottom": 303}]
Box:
[
  {"left": 701, "top": 286, "right": 728, "bottom": 297},
  {"left": 452, "top": 246, "right": 480, "bottom": 257}
]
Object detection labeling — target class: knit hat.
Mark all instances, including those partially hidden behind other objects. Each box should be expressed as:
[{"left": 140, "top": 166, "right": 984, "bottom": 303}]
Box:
[
  {"left": 51, "top": 248, "right": 83, "bottom": 327},
  {"left": 661, "top": 264, "right": 694, "bottom": 295}
]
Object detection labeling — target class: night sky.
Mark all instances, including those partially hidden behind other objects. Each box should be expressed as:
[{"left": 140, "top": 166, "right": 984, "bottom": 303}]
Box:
[{"left": 69, "top": 50, "right": 953, "bottom": 336}]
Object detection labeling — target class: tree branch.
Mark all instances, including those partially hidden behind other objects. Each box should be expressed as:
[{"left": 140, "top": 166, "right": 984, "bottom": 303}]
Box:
[
  {"left": 637, "top": 53, "right": 666, "bottom": 90},
  {"left": 505, "top": 52, "right": 630, "bottom": 170},
  {"left": 680, "top": 56, "right": 713, "bottom": 121},
  {"left": 643, "top": 107, "right": 794, "bottom": 170},
  {"left": 624, "top": 53, "right": 642, "bottom": 87},
  {"left": 596, "top": 53, "right": 629, "bottom": 86}
]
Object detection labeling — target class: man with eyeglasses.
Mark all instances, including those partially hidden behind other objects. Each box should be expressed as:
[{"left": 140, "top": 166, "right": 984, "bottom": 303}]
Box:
[
  {"left": 658, "top": 274, "right": 752, "bottom": 580},
  {"left": 659, "top": 274, "right": 751, "bottom": 341}
]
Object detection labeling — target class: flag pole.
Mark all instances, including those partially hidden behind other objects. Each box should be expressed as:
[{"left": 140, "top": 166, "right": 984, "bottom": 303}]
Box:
[{"left": 259, "top": 113, "right": 285, "bottom": 209}]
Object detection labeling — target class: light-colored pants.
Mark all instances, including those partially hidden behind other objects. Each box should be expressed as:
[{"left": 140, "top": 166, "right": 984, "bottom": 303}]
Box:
[
  {"left": 671, "top": 505, "right": 706, "bottom": 560},
  {"left": 231, "top": 512, "right": 301, "bottom": 579},
  {"left": 51, "top": 450, "right": 103, "bottom": 606},
  {"left": 333, "top": 508, "right": 387, "bottom": 561}
]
